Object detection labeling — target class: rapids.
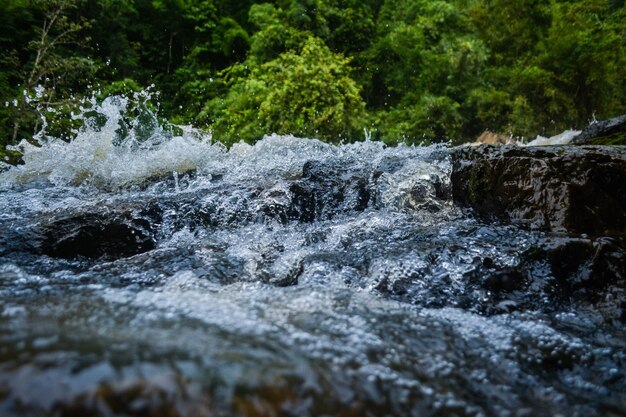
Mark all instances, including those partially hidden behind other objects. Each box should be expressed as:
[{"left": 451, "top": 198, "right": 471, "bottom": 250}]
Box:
[{"left": 0, "top": 96, "right": 624, "bottom": 417}]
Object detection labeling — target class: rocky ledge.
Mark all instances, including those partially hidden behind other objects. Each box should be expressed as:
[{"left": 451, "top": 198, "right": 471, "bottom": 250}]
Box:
[
  {"left": 451, "top": 145, "right": 626, "bottom": 321},
  {"left": 451, "top": 145, "right": 626, "bottom": 236}
]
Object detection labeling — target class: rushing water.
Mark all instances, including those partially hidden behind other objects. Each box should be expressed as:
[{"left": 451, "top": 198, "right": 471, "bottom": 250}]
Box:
[{"left": 0, "top": 97, "right": 624, "bottom": 417}]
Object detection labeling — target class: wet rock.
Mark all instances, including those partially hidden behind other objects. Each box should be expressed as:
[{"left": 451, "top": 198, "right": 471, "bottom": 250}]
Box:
[
  {"left": 252, "top": 157, "right": 447, "bottom": 225},
  {"left": 302, "top": 159, "right": 371, "bottom": 216},
  {"left": 451, "top": 145, "right": 626, "bottom": 235},
  {"left": 286, "top": 183, "right": 316, "bottom": 222},
  {"left": 258, "top": 186, "right": 291, "bottom": 224},
  {"left": 481, "top": 268, "right": 526, "bottom": 293},
  {"left": 572, "top": 115, "right": 626, "bottom": 145},
  {"left": 546, "top": 237, "right": 626, "bottom": 294},
  {"left": 454, "top": 235, "right": 626, "bottom": 318},
  {"left": 38, "top": 205, "right": 159, "bottom": 260},
  {"left": 524, "top": 237, "right": 625, "bottom": 320},
  {"left": 545, "top": 239, "right": 595, "bottom": 284},
  {"left": 371, "top": 155, "right": 405, "bottom": 179},
  {"left": 260, "top": 159, "right": 370, "bottom": 223},
  {"left": 253, "top": 159, "right": 371, "bottom": 224},
  {"left": 404, "top": 173, "right": 450, "bottom": 211},
  {"left": 591, "top": 237, "right": 626, "bottom": 286}
]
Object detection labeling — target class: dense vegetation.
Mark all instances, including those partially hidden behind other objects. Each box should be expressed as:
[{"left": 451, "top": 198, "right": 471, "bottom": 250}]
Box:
[{"left": 1, "top": 0, "right": 625, "bottom": 156}]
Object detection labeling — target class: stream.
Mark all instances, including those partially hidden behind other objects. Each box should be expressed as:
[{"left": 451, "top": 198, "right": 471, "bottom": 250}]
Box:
[{"left": 0, "top": 97, "right": 624, "bottom": 417}]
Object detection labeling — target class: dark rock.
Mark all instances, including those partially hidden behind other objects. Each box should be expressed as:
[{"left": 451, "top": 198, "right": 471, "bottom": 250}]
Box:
[
  {"left": 39, "top": 206, "right": 159, "bottom": 260},
  {"left": 481, "top": 268, "right": 526, "bottom": 293},
  {"left": 288, "top": 183, "right": 317, "bottom": 222},
  {"left": 458, "top": 236, "right": 626, "bottom": 319},
  {"left": 590, "top": 237, "right": 626, "bottom": 287},
  {"left": 451, "top": 145, "right": 626, "bottom": 235},
  {"left": 404, "top": 174, "right": 449, "bottom": 211},
  {"left": 431, "top": 174, "right": 450, "bottom": 201},
  {"left": 572, "top": 115, "right": 626, "bottom": 145},
  {"left": 285, "top": 159, "right": 370, "bottom": 222},
  {"left": 528, "top": 236, "right": 625, "bottom": 306},
  {"left": 254, "top": 159, "right": 371, "bottom": 224},
  {"left": 545, "top": 239, "right": 595, "bottom": 283}
]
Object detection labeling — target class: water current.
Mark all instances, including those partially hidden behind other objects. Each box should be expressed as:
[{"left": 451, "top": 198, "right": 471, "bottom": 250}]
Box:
[{"left": 0, "top": 96, "right": 624, "bottom": 416}]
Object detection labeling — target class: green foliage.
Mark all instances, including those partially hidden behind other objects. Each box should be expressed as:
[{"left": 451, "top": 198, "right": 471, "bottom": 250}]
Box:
[
  {"left": 258, "top": 37, "right": 365, "bottom": 141},
  {"left": 541, "top": 0, "right": 626, "bottom": 122},
  {"left": 205, "top": 36, "right": 365, "bottom": 144},
  {"left": 468, "top": 0, "right": 551, "bottom": 65},
  {"left": 376, "top": 95, "right": 463, "bottom": 144},
  {"left": 365, "top": 0, "right": 489, "bottom": 142},
  {"left": 0, "top": 0, "right": 96, "bottom": 146},
  {"left": 467, "top": 0, "right": 626, "bottom": 137},
  {"left": 98, "top": 79, "right": 144, "bottom": 98}
]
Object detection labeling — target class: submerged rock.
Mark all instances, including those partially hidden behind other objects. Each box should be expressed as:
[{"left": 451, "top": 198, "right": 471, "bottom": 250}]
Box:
[
  {"left": 451, "top": 145, "right": 626, "bottom": 236},
  {"left": 572, "top": 115, "right": 626, "bottom": 145},
  {"left": 545, "top": 237, "right": 626, "bottom": 293}
]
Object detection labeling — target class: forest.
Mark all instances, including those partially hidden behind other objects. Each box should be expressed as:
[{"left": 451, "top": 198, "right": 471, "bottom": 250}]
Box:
[{"left": 1, "top": 0, "right": 625, "bottom": 159}]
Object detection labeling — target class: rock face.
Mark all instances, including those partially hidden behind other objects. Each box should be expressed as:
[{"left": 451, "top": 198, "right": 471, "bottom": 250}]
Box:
[
  {"left": 572, "top": 115, "right": 626, "bottom": 145},
  {"left": 451, "top": 145, "right": 626, "bottom": 236}
]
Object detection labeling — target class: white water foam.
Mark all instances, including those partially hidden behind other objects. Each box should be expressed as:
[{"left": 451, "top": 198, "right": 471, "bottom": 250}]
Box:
[
  {"left": 1, "top": 93, "right": 445, "bottom": 191},
  {"left": 2, "top": 95, "right": 221, "bottom": 188},
  {"left": 525, "top": 129, "right": 581, "bottom": 146}
]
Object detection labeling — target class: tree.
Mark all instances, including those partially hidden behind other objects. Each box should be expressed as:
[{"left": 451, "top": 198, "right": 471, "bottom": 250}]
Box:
[
  {"left": 7, "top": 0, "right": 95, "bottom": 144},
  {"left": 203, "top": 36, "right": 365, "bottom": 144},
  {"left": 540, "top": 0, "right": 626, "bottom": 125},
  {"left": 364, "top": 0, "right": 488, "bottom": 142}
]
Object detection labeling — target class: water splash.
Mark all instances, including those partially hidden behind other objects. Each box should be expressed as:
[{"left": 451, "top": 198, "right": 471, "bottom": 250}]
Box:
[
  {"left": 525, "top": 129, "right": 581, "bottom": 146},
  {"left": 3, "top": 93, "right": 219, "bottom": 188}
]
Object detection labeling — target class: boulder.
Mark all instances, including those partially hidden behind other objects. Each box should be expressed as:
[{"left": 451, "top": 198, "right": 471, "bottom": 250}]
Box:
[
  {"left": 257, "top": 159, "right": 371, "bottom": 224},
  {"left": 544, "top": 237, "right": 626, "bottom": 293},
  {"left": 572, "top": 115, "right": 626, "bottom": 145},
  {"left": 451, "top": 145, "right": 626, "bottom": 236},
  {"left": 38, "top": 204, "right": 160, "bottom": 260}
]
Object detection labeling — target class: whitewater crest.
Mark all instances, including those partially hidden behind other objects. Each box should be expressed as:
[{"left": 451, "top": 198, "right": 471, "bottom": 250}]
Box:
[
  {"left": 0, "top": 92, "right": 450, "bottom": 198},
  {"left": 2, "top": 94, "right": 220, "bottom": 188}
]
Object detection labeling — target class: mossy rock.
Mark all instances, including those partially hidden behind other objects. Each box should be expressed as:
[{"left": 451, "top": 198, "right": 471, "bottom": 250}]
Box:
[
  {"left": 582, "top": 131, "right": 626, "bottom": 145},
  {"left": 573, "top": 115, "right": 626, "bottom": 145}
]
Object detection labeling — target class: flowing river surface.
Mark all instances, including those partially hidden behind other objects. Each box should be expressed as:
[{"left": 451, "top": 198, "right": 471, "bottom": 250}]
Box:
[{"left": 0, "top": 97, "right": 624, "bottom": 417}]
